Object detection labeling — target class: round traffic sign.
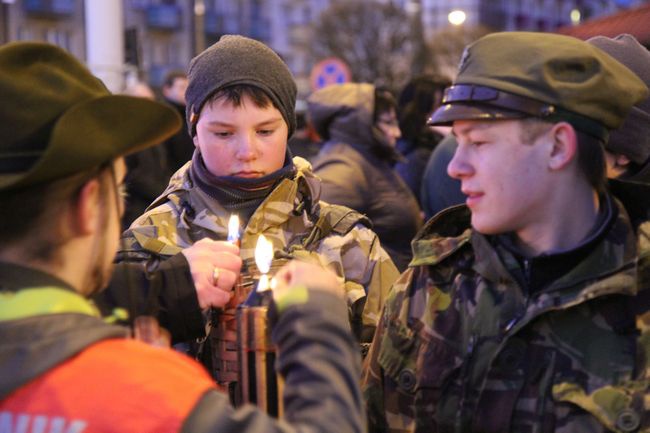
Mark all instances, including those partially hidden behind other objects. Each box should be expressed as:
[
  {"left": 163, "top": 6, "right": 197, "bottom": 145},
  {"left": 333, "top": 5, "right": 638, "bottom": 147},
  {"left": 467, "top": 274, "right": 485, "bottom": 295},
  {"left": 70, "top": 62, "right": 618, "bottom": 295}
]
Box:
[{"left": 310, "top": 57, "right": 352, "bottom": 91}]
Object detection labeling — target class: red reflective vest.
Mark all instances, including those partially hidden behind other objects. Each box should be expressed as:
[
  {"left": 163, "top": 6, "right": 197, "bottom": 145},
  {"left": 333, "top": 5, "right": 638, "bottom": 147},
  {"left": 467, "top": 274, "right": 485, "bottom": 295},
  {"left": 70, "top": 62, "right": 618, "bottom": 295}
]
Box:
[{"left": 1, "top": 338, "right": 215, "bottom": 433}]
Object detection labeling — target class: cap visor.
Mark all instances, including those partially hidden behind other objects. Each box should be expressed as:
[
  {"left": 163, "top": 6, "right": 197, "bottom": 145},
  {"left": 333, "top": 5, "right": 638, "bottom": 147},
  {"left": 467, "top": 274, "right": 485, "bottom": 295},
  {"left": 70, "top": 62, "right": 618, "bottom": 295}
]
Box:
[{"left": 428, "top": 103, "right": 527, "bottom": 126}]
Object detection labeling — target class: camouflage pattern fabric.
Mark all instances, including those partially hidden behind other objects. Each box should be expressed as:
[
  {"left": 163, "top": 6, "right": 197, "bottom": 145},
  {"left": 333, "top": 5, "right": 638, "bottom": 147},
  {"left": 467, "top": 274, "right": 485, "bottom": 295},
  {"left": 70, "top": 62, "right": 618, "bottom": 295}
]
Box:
[
  {"left": 363, "top": 201, "right": 650, "bottom": 433},
  {"left": 119, "top": 156, "right": 399, "bottom": 340}
]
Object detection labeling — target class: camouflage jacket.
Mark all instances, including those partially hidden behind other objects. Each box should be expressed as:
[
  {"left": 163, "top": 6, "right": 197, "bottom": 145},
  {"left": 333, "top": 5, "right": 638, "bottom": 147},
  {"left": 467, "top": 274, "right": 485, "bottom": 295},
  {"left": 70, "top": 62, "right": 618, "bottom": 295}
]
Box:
[
  {"left": 118, "top": 157, "right": 399, "bottom": 341},
  {"left": 363, "top": 197, "right": 650, "bottom": 433}
]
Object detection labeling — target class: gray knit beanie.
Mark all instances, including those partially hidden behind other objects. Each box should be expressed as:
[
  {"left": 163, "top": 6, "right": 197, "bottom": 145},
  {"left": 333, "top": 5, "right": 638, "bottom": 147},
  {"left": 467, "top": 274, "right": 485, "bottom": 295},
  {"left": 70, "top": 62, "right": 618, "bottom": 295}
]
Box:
[
  {"left": 587, "top": 34, "right": 650, "bottom": 167},
  {"left": 186, "top": 35, "right": 297, "bottom": 138}
]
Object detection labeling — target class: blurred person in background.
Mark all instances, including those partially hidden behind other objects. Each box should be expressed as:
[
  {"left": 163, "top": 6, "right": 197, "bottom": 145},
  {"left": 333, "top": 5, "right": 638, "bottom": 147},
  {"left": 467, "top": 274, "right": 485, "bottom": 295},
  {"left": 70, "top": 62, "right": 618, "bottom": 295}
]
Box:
[
  {"left": 588, "top": 34, "right": 650, "bottom": 185},
  {"left": 161, "top": 70, "right": 194, "bottom": 173},
  {"left": 310, "top": 83, "right": 422, "bottom": 271},
  {"left": 120, "top": 80, "right": 174, "bottom": 229},
  {"left": 287, "top": 110, "right": 320, "bottom": 162},
  {"left": 394, "top": 74, "right": 451, "bottom": 204},
  {"left": 0, "top": 41, "right": 365, "bottom": 433}
]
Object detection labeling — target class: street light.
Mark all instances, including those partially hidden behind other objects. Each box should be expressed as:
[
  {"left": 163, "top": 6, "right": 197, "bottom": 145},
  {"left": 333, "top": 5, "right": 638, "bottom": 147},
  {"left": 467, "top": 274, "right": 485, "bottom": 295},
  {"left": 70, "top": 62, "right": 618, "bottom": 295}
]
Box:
[
  {"left": 193, "top": 0, "right": 206, "bottom": 54},
  {"left": 448, "top": 9, "right": 466, "bottom": 26},
  {"left": 570, "top": 8, "right": 581, "bottom": 25}
]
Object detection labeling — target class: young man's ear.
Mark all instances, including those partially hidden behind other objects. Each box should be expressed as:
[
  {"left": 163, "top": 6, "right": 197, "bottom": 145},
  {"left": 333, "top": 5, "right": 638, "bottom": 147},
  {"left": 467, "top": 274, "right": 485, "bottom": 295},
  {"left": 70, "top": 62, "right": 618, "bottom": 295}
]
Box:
[
  {"left": 547, "top": 122, "right": 578, "bottom": 171},
  {"left": 71, "top": 178, "right": 101, "bottom": 236}
]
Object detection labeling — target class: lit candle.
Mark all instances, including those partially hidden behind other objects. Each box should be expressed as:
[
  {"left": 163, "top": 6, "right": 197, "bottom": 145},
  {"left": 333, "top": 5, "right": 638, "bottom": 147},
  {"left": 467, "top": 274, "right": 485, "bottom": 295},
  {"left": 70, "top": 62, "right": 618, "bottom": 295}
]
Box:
[
  {"left": 227, "top": 214, "right": 241, "bottom": 245},
  {"left": 254, "top": 234, "right": 275, "bottom": 292}
]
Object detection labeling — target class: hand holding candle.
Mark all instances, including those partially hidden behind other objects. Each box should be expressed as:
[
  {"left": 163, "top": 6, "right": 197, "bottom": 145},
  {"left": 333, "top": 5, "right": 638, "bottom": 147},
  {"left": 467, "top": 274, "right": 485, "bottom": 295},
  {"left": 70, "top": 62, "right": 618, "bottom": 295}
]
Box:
[
  {"left": 273, "top": 261, "right": 344, "bottom": 300},
  {"left": 181, "top": 238, "right": 242, "bottom": 309}
]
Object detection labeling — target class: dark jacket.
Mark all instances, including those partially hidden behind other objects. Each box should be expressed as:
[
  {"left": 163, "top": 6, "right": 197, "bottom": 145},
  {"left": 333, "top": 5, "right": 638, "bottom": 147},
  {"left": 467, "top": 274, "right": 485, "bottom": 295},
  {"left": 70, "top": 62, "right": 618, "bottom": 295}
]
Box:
[
  {"left": 394, "top": 130, "right": 444, "bottom": 204},
  {"left": 162, "top": 99, "right": 195, "bottom": 174},
  {"left": 95, "top": 254, "right": 203, "bottom": 343},
  {"left": 420, "top": 134, "right": 465, "bottom": 220},
  {"left": 0, "top": 262, "right": 364, "bottom": 433},
  {"left": 309, "top": 83, "right": 422, "bottom": 271},
  {"left": 122, "top": 144, "right": 174, "bottom": 230}
]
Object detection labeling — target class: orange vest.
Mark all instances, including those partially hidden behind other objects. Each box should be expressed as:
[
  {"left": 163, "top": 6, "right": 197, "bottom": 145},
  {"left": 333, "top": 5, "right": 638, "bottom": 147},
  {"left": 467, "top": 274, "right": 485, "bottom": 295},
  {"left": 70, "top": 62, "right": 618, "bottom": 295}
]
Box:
[{"left": 1, "top": 338, "right": 216, "bottom": 433}]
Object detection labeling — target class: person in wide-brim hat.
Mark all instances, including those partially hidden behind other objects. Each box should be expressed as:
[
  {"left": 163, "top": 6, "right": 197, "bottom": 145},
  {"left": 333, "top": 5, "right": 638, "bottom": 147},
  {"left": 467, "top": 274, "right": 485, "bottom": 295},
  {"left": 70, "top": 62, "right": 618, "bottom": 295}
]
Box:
[{"left": 0, "top": 42, "right": 180, "bottom": 192}]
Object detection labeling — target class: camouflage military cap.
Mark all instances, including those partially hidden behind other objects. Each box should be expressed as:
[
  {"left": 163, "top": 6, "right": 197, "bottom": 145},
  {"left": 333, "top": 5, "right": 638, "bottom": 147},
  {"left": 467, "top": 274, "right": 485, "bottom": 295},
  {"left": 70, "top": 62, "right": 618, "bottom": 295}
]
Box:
[
  {"left": 429, "top": 32, "right": 649, "bottom": 141},
  {"left": 0, "top": 42, "right": 181, "bottom": 191}
]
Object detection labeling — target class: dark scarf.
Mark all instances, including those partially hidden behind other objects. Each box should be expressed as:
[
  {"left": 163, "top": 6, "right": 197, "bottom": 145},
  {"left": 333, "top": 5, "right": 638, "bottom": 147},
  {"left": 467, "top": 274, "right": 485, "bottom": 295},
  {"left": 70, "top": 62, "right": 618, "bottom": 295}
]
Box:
[{"left": 189, "top": 149, "right": 296, "bottom": 222}]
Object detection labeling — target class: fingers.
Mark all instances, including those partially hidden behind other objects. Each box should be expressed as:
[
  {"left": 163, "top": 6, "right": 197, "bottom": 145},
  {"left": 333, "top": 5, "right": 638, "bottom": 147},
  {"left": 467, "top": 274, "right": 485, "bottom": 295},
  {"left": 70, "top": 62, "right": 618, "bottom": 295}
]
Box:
[
  {"left": 211, "top": 251, "right": 242, "bottom": 275},
  {"left": 274, "top": 260, "right": 344, "bottom": 298},
  {"left": 193, "top": 237, "right": 240, "bottom": 255},
  {"left": 182, "top": 239, "right": 242, "bottom": 269},
  {"left": 213, "top": 268, "right": 238, "bottom": 292},
  {"left": 197, "top": 284, "right": 232, "bottom": 310},
  {"left": 181, "top": 238, "right": 243, "bottom": 310}
]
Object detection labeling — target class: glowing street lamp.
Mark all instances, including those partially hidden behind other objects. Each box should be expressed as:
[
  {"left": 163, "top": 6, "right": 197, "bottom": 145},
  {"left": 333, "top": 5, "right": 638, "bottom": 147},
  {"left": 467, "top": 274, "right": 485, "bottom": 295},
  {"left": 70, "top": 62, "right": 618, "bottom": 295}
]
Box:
[
  {"left": 448, "top": 9, "right": 466, "bottom": 26},
  {"left": 570, "top": 8, "right": 581, "bottom": 25}
]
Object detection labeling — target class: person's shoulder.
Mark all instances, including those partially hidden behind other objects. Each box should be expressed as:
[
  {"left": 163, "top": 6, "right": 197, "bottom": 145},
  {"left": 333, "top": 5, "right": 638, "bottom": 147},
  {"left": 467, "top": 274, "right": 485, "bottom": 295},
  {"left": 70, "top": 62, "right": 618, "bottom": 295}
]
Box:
[
  {"left": 410, "top": 205, "right": 473, "bottom": 267},
  {"left": 54, "top": 339, "right": 217, "bottom": 428},
  {"left": 313, "top": 142, "right": 365, "bottom": 169},
  {"left": 317, "top": 202, "right": 371, "bottom": 232},
  {"left": 121, "top": 205, "right": 186, "bottom": 257},
  {"left": 82, "top": 338, "right": 214, "bottom": 388}
]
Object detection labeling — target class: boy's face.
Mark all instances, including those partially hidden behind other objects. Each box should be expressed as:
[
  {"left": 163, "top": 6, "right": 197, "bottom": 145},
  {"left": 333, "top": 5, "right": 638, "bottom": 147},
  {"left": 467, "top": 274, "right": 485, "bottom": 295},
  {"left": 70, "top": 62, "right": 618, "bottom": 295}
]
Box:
[
  {"left": 448, "top": 119, "right": 553, "bottom": 236},
  {"left": 193, "top": 94, "right": 288, "bottom": 178}
]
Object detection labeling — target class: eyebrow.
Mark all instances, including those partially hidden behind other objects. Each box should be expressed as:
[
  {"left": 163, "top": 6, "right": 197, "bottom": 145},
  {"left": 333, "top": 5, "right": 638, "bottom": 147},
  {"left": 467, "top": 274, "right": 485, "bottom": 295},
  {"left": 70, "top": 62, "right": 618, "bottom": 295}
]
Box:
[
  {"left": 452, "top": 122, "right": 491, "bottom": 137},
  {"left": 206, "top": 117, "right": 283, "bottom": 128}
]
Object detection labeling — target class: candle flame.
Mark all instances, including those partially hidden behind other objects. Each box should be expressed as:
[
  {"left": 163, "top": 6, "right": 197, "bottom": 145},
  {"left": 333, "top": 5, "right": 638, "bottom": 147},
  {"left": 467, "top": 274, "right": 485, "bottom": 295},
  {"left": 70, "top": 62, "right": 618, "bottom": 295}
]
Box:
[
  {"left": 254, "top": 234, "right": 274, "bottom": 275},
  {"left": 227, "top": 214, "right": 240, "bottom": 243}
]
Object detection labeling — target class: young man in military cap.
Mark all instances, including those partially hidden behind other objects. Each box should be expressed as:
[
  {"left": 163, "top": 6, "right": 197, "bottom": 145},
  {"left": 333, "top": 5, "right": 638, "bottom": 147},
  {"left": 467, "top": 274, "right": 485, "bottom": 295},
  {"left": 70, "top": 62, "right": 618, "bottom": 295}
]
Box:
[
  {"left": 362, "top": 32, "right": 650, "bottom": 432},
  {"left": 0, "top": 41, "right": 365, "bottom": 433}
]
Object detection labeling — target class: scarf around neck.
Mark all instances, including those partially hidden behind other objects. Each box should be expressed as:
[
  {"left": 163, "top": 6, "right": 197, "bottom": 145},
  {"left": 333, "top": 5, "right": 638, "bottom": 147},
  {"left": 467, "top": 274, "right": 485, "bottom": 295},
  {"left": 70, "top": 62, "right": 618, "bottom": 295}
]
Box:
[{"left": 189, "top": 149, "right": 296, "bottom": 222}]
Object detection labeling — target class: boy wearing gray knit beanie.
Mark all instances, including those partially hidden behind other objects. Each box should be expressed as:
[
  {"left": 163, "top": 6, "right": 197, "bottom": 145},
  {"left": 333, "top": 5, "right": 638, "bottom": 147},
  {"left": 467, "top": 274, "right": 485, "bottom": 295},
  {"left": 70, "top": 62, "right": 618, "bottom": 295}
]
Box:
[
  {"left": 186, "top": 34, "right": 297, "bottom": 138},
  {"left": 118, "top": 34, "right": 399, "bottom": 398}
]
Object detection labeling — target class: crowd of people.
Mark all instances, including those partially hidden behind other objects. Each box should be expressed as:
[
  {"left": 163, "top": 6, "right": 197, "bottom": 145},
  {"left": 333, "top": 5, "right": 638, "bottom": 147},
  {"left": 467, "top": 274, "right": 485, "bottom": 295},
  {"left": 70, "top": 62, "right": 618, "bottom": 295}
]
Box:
[{"left": 2, "top": 29, "right": 650, "bottom": 433}]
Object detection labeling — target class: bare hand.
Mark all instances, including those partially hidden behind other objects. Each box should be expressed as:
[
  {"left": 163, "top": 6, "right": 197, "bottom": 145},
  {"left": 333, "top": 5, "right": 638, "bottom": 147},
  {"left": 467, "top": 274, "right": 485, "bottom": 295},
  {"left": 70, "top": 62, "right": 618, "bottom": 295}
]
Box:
[
  {"left": 273, "top": 261, "right": 344, "bottom": 299},
  {"left": 181, "top": 238, "right": 242, "bottom": 309}
]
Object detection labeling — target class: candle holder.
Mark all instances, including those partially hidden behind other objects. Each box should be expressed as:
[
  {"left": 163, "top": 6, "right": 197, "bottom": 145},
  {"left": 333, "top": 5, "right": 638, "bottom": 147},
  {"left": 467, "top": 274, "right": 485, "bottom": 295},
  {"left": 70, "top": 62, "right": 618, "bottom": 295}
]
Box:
[
  {"left": 209, "top": 271, "right": 255, "bottom": 400},
  {"left": 210, "top": 230, "right": 289, "bottom": 411},
  {"left": 236, "top": 289, "right": 283, "bottom": 417}
]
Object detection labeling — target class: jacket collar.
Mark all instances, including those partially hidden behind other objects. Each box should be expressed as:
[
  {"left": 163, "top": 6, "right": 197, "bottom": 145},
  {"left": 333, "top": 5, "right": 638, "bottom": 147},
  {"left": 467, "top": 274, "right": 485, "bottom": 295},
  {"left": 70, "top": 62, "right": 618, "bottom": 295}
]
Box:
[
  {"left": 131, "top": 156, "right": 323, "bottom": 255},
  {"left": 0, "top": 261, "right": 76, "bottom": 293},
  {"left": 411, "top": 195, "right": 648, "bottom": 304}
]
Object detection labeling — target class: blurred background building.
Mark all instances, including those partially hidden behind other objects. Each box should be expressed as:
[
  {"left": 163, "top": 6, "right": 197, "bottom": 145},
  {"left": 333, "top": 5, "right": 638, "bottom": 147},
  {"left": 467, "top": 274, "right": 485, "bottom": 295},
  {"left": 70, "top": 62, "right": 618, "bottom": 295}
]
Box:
[{"left": 0, "top": 0, "right": 648, "bottom": 97}]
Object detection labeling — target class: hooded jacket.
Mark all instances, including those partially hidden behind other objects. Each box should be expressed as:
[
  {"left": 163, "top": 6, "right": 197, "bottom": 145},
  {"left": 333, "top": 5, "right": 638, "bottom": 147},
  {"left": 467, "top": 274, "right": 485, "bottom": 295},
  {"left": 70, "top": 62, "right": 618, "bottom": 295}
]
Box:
[
  {"left": 363, "top": 187, "right": 650, "bottom": 433},
  {"left": 309, "top": 83, "right": 422, "bottom": 272}
]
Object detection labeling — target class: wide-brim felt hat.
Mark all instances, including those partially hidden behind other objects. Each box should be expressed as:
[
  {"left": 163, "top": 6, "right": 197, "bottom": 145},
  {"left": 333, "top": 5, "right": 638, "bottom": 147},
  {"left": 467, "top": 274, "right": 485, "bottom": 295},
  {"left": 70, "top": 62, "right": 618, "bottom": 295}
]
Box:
[{"left": 0, "top": 41, "right": 182, "bottom": 191}]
